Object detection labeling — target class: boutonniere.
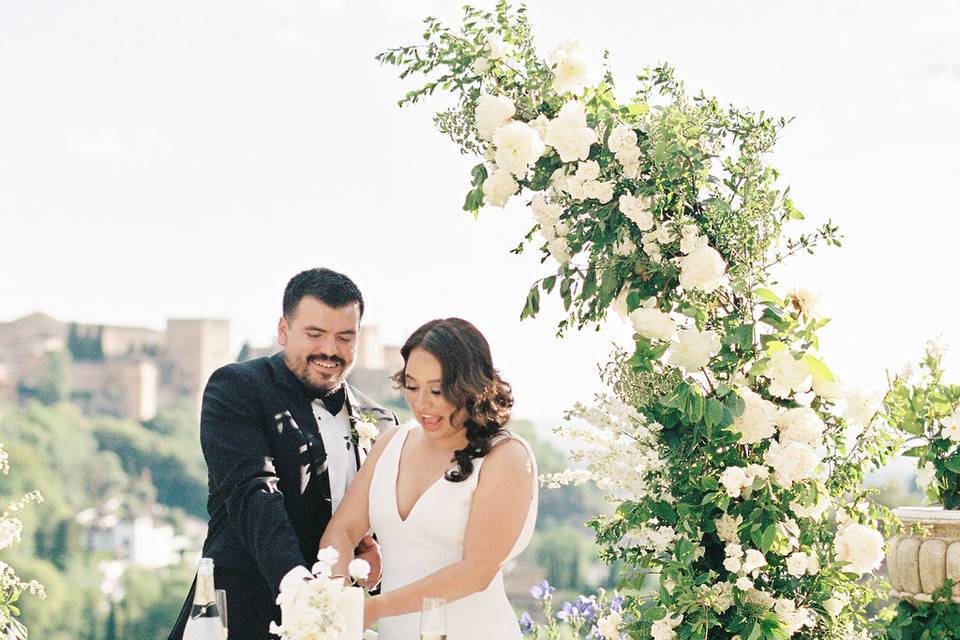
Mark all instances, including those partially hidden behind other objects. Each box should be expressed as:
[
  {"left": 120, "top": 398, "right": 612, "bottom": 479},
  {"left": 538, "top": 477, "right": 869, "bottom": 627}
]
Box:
[{"left": 347, "top": 412, "right": 380, "bottom": 451}]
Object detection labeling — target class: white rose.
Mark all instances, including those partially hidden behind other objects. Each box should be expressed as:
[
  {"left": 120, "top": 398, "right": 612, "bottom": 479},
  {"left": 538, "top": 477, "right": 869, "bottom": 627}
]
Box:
[
  {"left": 679, "top": 224, "right": 706, "bottom": 255},
  {"left": 545, "top": 101, "right": 597, "bottom": 162},
  {"left": 834, "top": 523, "right": 884, "bottom": 576},
  {"left": 619, "top": 194, "right": 654, "bottom": 230},
  {"left": 715, "top": 513, "right": 743, "bottom": 543},
  {"left": 482, "top": 167, "right": 519, "bottom": 207},
  {"left": 916, "top": 461, "right": 937, "bottom": 490},
  {"left": 733, "top": 388, "right": 778, "bottom": 445},
  {"left": 621, "top": 159, "right": 642, "bottom": 180},
  {"left": 471, "top": 56, "right": 490, "bottom": 74},
  {"left": 554, "top": 222, "right": 570, "bottom": 237},
  {"left": 668, "top": 327, "right": 721, "bottom": 372},
  {"left": 742, "top": 549, "right": 767, "bottom": 576},
  {"left": 484, "top": 31, "right": 507, "bottom": 60},
  {"left": 678, "top": 244, "right": 726, "bottom": 293},
  {"left": 348, "top": 558, "right": 371, "bottom": 581},
  {"left": 629, "top": 307, "right": 676, "bottom": 342},
  {"left": 584, "top": 179, "right": 614, "bottom": 203},
  {"left": 312, "top": 546, "right": 340, "bottom": 576},
  {"left": 530, "top": 193, "right": 563, "bottom": 226},
  {"left": 786, "top": 551, "right": 813, "bottom": 577},
  {"left": 355, "top": 420, "right": 379, "bottom": 449},
  {"left": 530, "top": 114, "right": 551, "bottom": 146},
  {"left": 842, "top": 387, "right": 883, "bottom": 429},
  {"left": 608, "top": 124, "right": 637, "bottom": 153},
  {"left": 615, "top": 144, "right": 642, "bottom": 167},
  {"left": 764, "top": 439, "right": 819, "bottom": 488},
  {"left": 611, "top": 289, "right": 631, "bottom": 320},
  {"left": 812, "top": 376, "right": 844, "bottom": 402},
  {"left": 788, "top": 287, "right": 821, "bottom": 317},
  {"left": 549, "top": 38, "right": 593, "bottom": 94},
  {"left": 745, "top": 589, "right": 775, "bottom": 608},
  {"left": 720, "top": 466, "right": 751, "bottom": 498},
  {"left": 767, "top": 350, "right": 812, "bottom": 399},
  {"left": 612, "top": 236, "right": 637, "bottom": 257},
  {"left": 736, "top": 576, "right": 754, "bottom": 591},
  {"left": 655, "top": 224, "right": 675, "bottom": 244},
  {"left": 790, "top": 495, "right": 831, "bottom": 521},
  {"left": 822, "top": 595, "right": 847, "bottom": 617},
  {"left": 776, "top": 407, "right": 826, "bottom": 448},
  {"left": 597, "top": 610, "right": 622, "bottom": 639},
  {"left": 475, "top": 93, "right": 515, "bottom": 141},
  {"left": 548, "top": 237, "right": 571, "bottom": 264},
  {"left": 723, "top": 555, "right": 742, "bottom": 573},
  {"left": 650, "top": 612, "right": 682, "bottom": 640},
  {"left": 493, "top": 121, "right": 545, "bottom": 177}
]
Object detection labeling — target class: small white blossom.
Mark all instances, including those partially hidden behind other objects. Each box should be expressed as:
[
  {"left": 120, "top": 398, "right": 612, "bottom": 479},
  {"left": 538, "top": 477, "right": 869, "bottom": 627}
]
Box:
[
  {"left": 842, "top": 387, "right": 883, "bottom": 429},
  {"left": 482, "top": 167, "right": 519, "bottom": 207},
  {"left": 608, "top": 124, "right": 637, "bottom": 153},
  {"left": 549, "top": 38, "right": 594, "bottom": 94},
  {"left": 348, "top": 559, "right": 371, "bottom": 582},
  {"left": 650, "top": 611, "right": 683, "bottom": 640},
  {"left": 619, "top": 193, "right": 654, "bottom": 231},
  {"left": 492, "top": 121, "right": 545, "bottom": 177},
  {"left": 629, "top": 305, "right": 676, "bottom": 342},
  {"left": 767, "top": 350, "right": 812, "bottom": 399},
  {"left": 776, "top": 407, "right": 826, "bottom": 448},
  {"left": 678, "top": 244, "right": 726, "bottom": 293},
  {"left": 475, "top": 93, "right": 515, "bottom": 141},
  {"left": 668, "top": 327, "right": 721, "bottom": 372},
  {"left": 834, "top": 523, "right": 884, "bottom": 576},
  {"left": 545, "top": 101, "right": 597, "bottom": 162},
  {"left": 764, "top": 439, "right": 819, "bottom": 488},
  {"left": 733, "top": 388, "right": 778, "bottom": 445}
]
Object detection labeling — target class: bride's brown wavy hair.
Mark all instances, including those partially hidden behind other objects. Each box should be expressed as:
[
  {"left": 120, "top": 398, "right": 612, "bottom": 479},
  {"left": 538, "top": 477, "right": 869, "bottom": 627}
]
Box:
[{"left": 392, "top": 318, "right": 514, "bottom": 483}]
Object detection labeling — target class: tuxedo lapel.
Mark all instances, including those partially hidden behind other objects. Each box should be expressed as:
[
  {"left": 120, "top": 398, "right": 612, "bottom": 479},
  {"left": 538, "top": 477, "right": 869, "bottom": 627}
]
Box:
[
  {"left": 268, "top": 353, "right": 333, "bottom": 508},
  {"left": 344, "top": 383, "right": 365, "bottom": 470}
]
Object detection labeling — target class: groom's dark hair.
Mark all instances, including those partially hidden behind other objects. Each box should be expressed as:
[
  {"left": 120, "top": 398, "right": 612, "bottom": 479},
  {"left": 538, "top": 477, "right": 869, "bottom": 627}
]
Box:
[{"left": 283, "top": 268, "right": 365, "bottom": 319}]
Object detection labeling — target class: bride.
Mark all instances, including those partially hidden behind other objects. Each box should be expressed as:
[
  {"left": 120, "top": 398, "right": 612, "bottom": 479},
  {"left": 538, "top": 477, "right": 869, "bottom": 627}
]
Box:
[{"left": 319, "top": 317, "right": 538, "bottom": 638}]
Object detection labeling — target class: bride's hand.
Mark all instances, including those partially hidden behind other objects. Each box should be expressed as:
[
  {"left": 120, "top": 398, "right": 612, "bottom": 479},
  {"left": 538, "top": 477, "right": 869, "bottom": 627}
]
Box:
[{"left": 355, "top": 535, "right": 382, "bottom": 589}]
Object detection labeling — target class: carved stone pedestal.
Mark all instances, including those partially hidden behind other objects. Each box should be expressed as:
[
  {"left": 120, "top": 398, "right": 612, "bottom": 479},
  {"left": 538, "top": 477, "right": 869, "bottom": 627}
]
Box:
[{"left": 887, "top": 507, "right": 960, "bottom": 603}]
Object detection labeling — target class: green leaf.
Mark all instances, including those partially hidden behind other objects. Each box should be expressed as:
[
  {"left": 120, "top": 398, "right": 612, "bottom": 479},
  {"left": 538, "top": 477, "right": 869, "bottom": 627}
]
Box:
[
  {"left": 754, "top": 288, "right": 783, "bottom": 306},
  {"left": 945, "top": 456, "right": 960, "bottom": 474},
  {"left": 520, "top": 286, "right": 540, "bottom": 320},
  {"left": 803, "top": 354, "right": 834, "bottom": 382},
  {"left": 643, "top": 606, "right": 667, "bottom": 622},
  {"left": 705, "top": 398, "right": 725, "bottom": 429},
  {"left": 760, "top": 523, "right": 778, "bottom": 553}
]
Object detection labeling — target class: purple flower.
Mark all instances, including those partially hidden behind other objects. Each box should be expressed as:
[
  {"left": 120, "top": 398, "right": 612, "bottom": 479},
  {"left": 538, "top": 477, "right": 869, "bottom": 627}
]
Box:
[
  {"left": 529, "top": 580, "right": 556, "bottom": 600},
  {"left": 575, "top": 595, "right": 599, "bottom": 621},
  {"left": 518, "top": 612, "right": 534, "bottom": 635},
  {"left": 610, "top": 594, "right": 624, "bottom": 612},
  {"left": 556, "top": 601, "right": 582, "bottom": 623}
]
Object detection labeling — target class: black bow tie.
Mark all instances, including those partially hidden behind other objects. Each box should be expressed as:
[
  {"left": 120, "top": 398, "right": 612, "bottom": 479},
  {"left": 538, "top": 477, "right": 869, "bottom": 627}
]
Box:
[{"left": 315, "top": 386, "right": 346, "bottom": 416}]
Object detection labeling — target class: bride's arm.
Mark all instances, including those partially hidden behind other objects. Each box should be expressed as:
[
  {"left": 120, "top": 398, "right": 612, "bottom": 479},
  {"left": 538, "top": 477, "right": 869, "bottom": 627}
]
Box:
[
  {"left": 364, "top": 438, "right": 535, "bottom": 625},
  {"left": 319, "top": 424, "right": 401, "bottom": 582}
]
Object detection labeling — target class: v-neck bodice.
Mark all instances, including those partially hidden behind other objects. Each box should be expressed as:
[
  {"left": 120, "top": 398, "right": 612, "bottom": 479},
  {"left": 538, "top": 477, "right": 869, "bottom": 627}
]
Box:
[{"left": 368, "top": 420, "right": 538, "bottom": 639}]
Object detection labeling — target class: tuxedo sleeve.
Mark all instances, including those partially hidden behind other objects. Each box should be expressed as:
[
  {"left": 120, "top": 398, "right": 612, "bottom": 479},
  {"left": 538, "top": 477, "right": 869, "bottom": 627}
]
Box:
[{"left": 200, "top": 365, "right": 306, "bottom": 594}]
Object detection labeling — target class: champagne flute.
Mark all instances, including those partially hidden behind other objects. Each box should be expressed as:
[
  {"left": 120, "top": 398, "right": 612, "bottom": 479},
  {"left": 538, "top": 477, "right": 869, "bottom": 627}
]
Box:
[
  {"left": 215, "top": 589, "right": 228, "bottom": 638},
  {"left": 419, "top": 597, "right": 446, "bottom": 640}
]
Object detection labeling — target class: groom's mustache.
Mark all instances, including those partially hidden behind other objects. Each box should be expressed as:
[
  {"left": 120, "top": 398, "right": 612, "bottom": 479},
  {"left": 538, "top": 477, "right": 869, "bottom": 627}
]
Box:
[{"left": 308, "top": 354, "right": 345, "bottom": 367}]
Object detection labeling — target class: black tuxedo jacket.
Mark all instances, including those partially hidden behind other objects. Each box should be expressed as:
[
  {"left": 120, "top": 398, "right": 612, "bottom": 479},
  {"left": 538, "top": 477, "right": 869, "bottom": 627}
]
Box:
[{"left": 169, "top": 353, "right": 397, "bottom": 640}]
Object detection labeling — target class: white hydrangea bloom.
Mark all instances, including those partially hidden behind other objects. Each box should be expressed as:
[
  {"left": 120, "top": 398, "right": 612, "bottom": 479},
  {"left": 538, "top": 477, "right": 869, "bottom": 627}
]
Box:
[
  {"left": 482, "top": 167, "right": 519, "bottom": 207},
  {"left": 547, "top": 236, "right": 571, "bottom": 264},
  {"left": 733, "top": 388, "right": 778, "bottom": 445},
  {"left": 776, "top": 406, "right": 826, "bottom": 448},
  {"left": 715, "top": 513, "right": 743, "bottom": 543},
  {"left": 678, "top": 244, "right": 726, "bottom": 293},
  {"left": 545, "top": 101, "right": 597, "bottom": 162},
  {"left": 650, "top": 611, "right": 683, "bottom": 640},
  {"left": 834, "top": 523, "right": 884, "bottom": 576},
  {"left": 549, "top": 38, "right": 594, "bottom": 94},
  {"left": 492, "top": 121, "right": 545, "bottom": 176},
  {"left": 742, "top": 549, "right": 767, "bottom": 576},
  {"left": 475, "top": 93, "right": 515, "bottom": 141},
  {"left": 619, "top": 193, "right": 654, "bottom": 230},
  {"left": 719, "top": 466, "right": 752, "bottom": 498},
  {"left": 668, "top": 327, "right": 721, "bottom": 372},
  {"left": 767, "top": 350, "right": 812, "bottom": 399},
  {"left": 764, "top": 439, "right": 819, "bottom": 488},
  {"left": 530, "top": 193, "right": 563, "bottom": 227}
]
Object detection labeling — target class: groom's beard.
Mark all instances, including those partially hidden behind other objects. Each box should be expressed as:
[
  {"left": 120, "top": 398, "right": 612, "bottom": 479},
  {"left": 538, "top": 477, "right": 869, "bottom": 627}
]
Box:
[{"left": 299, "top": 354, "right": 350, "bottom": 396}]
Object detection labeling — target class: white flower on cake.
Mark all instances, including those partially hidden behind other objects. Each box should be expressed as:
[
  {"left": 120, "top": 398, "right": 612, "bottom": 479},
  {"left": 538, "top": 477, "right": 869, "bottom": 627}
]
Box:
[
  {"left": 618, "top": 193, "right": 654, "bottom": 230},
  {"left": 545, "top": 101, "right": 597, "bottom": 162},
  {"left": 475, "top": 94, "right": 515, "bottom": 141},
  {"left": 493, "top": 121, "right": 545, "bottom": 177},
  {"left": 767, "top": 350, "right": 812, "bottom": 399},
  {"left": 764, "top": 439, "right": 819, "bottom": 488},
  {"left": 629, "top": 302, "right": 676, "bottom": 342},
  {"left": 607, "top": 124, "right": 637, "bottom": 153},
  {"left": 549, "top": 39, "right": 593, "bottom": 94},
  {"left": 668, "top": 327, "right": 721, "bottom": 372},
  {"left": 732, "top": 388, "right": 777, "bottom": 445},
  {"left": 678, "top": 244, "right": 726, "bottom": 293},
  {"left": 776, "top": 407, "right": 826, "bottom": 448},
  {"left": 482, "top": 167, "right": 519, "bottom": 207},
  {"left": 834, "top": 522, "right": 884, "bottom": 576},
  {"left": 348, "top": 559, "right": 370, "bottom": 582}
]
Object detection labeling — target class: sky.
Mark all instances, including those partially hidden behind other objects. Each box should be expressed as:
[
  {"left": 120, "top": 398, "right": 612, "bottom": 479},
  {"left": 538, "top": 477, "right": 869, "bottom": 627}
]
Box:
[{"left": 1, "top": 0, "right": 959, "bottom": 428}]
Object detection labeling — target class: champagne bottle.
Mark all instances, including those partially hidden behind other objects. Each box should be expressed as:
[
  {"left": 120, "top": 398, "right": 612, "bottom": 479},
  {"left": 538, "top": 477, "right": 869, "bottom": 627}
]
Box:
[{"left": 183, "top": 558, "right": 226, "bottom": 640}]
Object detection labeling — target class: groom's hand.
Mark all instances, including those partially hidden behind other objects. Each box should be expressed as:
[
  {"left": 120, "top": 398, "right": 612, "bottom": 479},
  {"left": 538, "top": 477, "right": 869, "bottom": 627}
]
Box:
[{"left": 355, "top": 535, "right": 382, "bottom": 589}]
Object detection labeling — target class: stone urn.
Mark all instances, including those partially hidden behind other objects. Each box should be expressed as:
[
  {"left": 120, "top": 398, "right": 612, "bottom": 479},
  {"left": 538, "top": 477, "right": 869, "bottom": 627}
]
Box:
[{"left": 887, "top": 507, "right": 960, "bottom": 602}]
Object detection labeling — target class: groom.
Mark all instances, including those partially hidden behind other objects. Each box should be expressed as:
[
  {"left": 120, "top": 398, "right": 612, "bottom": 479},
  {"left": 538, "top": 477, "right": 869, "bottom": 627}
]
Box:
[{"left": 169, "top": 268, "right": 397, "bottom": 640}]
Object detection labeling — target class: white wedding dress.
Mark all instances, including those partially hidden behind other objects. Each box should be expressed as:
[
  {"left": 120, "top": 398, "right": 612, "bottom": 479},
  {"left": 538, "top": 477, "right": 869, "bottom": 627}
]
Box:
[{"left": 368, "top": 421, "right": 538, "bottom": 639}]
